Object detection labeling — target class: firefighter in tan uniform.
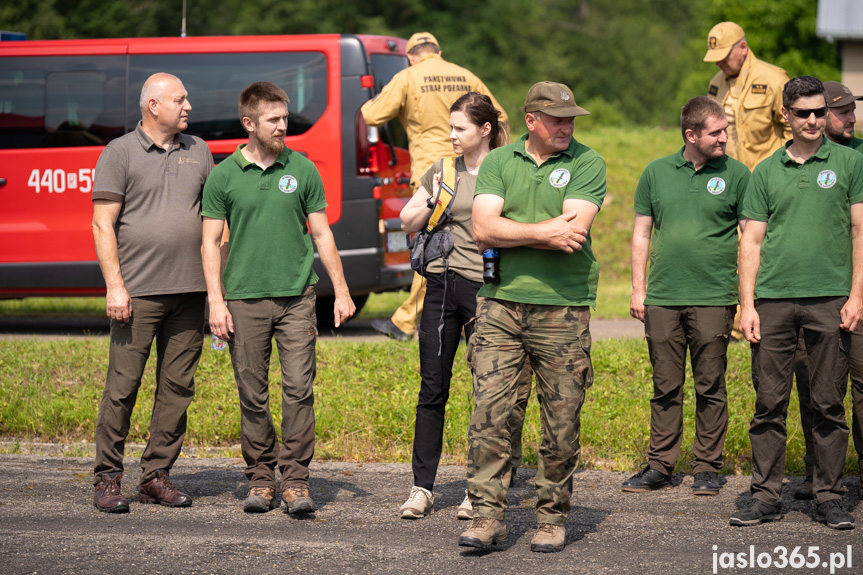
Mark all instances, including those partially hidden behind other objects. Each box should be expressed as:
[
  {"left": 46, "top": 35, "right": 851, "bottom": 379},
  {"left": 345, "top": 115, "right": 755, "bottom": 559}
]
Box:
[
  {"left": 361, "top": 32, "right": 508, "bottom": 340},
  {"left": 703, "top": 21, "right": 791, "bottom": 171}
]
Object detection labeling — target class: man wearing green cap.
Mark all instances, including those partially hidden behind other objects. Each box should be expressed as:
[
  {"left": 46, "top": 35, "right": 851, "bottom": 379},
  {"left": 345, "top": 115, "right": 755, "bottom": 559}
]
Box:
[
  {"left": 458, "top": 81, "right": 605, "bottom": 553},
  {"left": 704, "top": 21, "right": 791, "bottom": 171}
]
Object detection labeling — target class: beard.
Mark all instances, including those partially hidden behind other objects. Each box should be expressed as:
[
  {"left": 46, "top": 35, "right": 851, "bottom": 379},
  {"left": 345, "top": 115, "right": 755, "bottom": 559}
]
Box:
[
  {"left": 826, "top": 126, "right": 852, "bottom": 145},
  {"left": 253, "top": 132, "right": 286, "bottom": 155}
]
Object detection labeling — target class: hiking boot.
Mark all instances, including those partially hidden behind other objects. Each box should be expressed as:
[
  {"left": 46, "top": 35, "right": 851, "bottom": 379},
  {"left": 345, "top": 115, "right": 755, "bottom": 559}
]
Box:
[
  {"left": 93, "top": 473, "right": 129, "bottom": 513},
  {"left": 456, "top": 490, "right": 472, "bottom": 520},
  {"left": 530, "top": 523, "right": 565, "bottom": 553},
  {"left": 692, "top": 471, "right": 720, "bottom": 495},
  {"left": 281, "top": 484, "right": 315, "bottom": 515},
  {"left": 730, "top": 499, "right": 782, "bottom": 526},
  {"left": 138, "top": 471, "right": 192, "bottom": 507},
  {"left": 621, "top": 465, "right": 671, "bottom": 492},
  {"left": 817, "top": 499, "right": 855, "bottom": 530},
  {"left": 371, "top": 319, "right": 412, "bottom": 342},
  {"left": 399, "top": 486, "right": 434, "bottom": 519},
  {"left": 458, "top": 517, "right": 507, "bottom": 549},
  {"left": 793, "top": 475, "right": 814, "bottom": 500},
  {"left": 243, "top": 486, "right": 275, "bottom": 513}
]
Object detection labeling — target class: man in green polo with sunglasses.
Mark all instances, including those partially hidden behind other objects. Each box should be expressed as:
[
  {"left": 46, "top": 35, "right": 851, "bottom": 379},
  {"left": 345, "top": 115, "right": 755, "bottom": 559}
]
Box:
[{"left": 733, "top": 76, "right": 863, "bottom": 530}]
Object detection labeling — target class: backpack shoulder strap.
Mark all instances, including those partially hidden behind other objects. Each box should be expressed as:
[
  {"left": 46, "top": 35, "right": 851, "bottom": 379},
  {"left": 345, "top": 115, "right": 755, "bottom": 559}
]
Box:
[{"left": 424, "top": 156, "right": 458, "bottom": 232}]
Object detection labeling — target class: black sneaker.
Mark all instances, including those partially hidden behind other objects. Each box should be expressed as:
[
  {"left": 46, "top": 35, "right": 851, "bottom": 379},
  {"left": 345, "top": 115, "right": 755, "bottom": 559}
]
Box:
[
  {"left": 730, "top": 499, "right": 782, "bottom": 526},
  {"left": 817, "top": 499, "right": 855, "bottom": 530},
  {"left": 692, "top": 471, "right": 720, "bottom": 495},
  {"left": 370, "top": 319, "right": 412, "bottom": 342},
  {"left": 621, "top": 465, "right": 671, "bottom": 493},
  {"left": 793, "top": 475, "right": 814, "bottom": 500}
]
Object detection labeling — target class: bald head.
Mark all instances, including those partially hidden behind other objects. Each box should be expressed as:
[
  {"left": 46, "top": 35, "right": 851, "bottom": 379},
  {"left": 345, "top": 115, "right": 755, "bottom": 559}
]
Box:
[
  {"left": 138, "top": 73, "right": 192, "bottom": 142},
  {"left": 140, "top": 73, "right": 183, "bottom": 111}
]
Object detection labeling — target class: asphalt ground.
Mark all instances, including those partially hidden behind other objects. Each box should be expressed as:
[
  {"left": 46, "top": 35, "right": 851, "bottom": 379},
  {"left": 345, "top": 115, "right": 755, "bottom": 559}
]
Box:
[
  {"left": 5, "top": 317, "right": 860, "bottom": 573},
  {"left": 0, "top": 451, "right": 860, "bottom": 575}
]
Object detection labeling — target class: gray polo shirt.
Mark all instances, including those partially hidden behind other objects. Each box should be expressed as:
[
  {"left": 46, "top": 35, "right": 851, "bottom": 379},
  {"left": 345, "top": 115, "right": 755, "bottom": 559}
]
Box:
[{"left": 93, "top": 122, "right": 213, "bottom": 297}]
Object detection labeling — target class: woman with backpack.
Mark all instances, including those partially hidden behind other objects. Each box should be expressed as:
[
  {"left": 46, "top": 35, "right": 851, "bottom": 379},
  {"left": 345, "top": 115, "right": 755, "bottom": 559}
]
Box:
[{"left": 397, "top": 92, "right": 520, "bottom": 519}]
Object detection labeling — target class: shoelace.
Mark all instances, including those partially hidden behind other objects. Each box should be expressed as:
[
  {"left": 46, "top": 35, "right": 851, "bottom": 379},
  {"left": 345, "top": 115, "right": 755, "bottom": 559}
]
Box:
[
  {"left": 103, "top": 477, "right": 121, "bottom": 496},
  {"left": 537, "top": 523, "right": 556, "bottom": 536},
  {"left": 472, "top": 517, "right": 494, "bottom": 528},
  {"left": 406, "top": 487, "right": 430, "bottom": 504},
  {"left": 158, "top": 474, "right": 176, "bottom": 491},
  {"left": 285, "top": 486, "right": 308, "bottom": 498},
  {"left": 250, "top": 487, "right": 271, "bottom": 498}
]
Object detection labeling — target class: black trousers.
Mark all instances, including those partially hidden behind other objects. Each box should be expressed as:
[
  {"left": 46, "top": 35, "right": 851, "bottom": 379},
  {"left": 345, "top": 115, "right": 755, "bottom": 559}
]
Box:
[
  {"left": 749, "top": 297, "right": 850, "bottom": 506},
  {"left": 412, "top": 272, "right": 482, "bottom": 490}
]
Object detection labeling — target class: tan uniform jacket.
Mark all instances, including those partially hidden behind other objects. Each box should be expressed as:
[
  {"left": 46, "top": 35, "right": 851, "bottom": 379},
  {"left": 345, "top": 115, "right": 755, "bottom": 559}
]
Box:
[
  {"left": 361, "top": 53, "right": 508, "bottom": 189},
  {"left": 708, "top": 52, "right": 792, "bottom": 171}
]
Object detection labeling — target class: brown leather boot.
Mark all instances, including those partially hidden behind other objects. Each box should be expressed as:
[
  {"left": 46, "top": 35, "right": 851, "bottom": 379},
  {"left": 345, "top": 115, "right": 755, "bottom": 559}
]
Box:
[
  {"left": 280, "top": 484, "right": 315, "bottom": 515},
  {"left": 94, "top": 473, "right": 130, "bottom": 513},
  {"left": 138, "top": 471, "right": 192, "bottom": 507}
]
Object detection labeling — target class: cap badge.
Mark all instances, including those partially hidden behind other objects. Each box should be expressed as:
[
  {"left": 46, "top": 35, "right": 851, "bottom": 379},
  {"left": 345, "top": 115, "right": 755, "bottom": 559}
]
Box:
[
  {"left": 708, "top": 37, "right": 717, "bottom": 49},
  {"left": 560, "top": 91, "right": 570, "bottom": 102}
]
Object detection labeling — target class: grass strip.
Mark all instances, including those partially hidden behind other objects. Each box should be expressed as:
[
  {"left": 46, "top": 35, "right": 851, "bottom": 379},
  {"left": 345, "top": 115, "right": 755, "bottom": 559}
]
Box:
[{"left": 2, "top": 336, "right": 857, "bottom": 475}]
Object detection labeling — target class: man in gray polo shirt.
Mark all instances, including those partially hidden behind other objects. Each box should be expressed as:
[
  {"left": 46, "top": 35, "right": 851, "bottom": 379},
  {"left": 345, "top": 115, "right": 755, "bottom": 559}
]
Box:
[{"left": 90, "top": 72, "right": 213, "bottom": 513}]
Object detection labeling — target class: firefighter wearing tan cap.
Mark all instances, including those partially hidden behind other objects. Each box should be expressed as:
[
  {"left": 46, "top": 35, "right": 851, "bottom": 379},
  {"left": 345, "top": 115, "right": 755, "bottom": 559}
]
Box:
[
  {"left": 704, "top": 22, "right": 792, "bottom": 171},
  {"left": 361, "top": 32, "right": 509, "bottom": 343}
]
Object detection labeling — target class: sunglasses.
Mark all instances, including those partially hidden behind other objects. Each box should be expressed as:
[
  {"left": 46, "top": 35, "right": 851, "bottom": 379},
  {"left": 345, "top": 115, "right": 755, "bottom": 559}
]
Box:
[{"left": 788, "top": 106, "right": 827, "bottom": 119}]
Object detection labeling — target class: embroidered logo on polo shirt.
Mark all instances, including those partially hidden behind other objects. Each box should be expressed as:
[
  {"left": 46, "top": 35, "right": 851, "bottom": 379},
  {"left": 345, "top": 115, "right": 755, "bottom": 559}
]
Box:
[
  {"left": 707, "top": 177, "right": 726, "bottom": 195},
  {"left": 279, "top": 175, "right": 298, "bottom": 193},
  {"left": 751, "top": 84, "right": 767, "bottom": 94},
  {"left": 549, "top": 168, "right": 571, "bottom": 188},
  {"left": 817, "top": 170, "right": 837, "bottom": 189}
]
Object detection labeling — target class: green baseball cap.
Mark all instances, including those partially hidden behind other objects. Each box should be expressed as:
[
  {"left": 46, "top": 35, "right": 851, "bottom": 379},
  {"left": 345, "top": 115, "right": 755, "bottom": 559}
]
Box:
[{"left": 520, "top": 81, "right": 589, "bottom": 117}]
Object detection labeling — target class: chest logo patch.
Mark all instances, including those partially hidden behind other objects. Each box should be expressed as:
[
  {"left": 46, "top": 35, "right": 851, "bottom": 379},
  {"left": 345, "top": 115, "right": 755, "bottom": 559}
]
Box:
[
  {"left": 707, "top": 177, "right": 726, "bottom": 195},
  {"left": 817, "top": 170, "right": 837, "bottom": 189},
  {"left": 549, "top": 168, "right": 571, "bottom": 188},
  {"left": 279, "top": 175, "right": 298, "bottom": 194}
]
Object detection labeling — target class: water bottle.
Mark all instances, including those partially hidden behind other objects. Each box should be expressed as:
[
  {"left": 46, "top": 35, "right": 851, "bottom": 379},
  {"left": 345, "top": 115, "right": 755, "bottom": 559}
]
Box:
[
  {"left": 210, "top": 333, "right": 227, "bottom": 351},
  {"left": 482, "top": 248, "right": 500, "bottom": 284}
]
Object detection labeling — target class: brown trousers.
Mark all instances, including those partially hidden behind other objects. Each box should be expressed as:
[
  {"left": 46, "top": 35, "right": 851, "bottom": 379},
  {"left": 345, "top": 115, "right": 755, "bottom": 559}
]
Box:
[
  {"left": 93, "top": 293, "right": 205, "bottom": 485},
  {"left": 227, "top": 287, "right": 317, "bottom": 490},
  {"left": 643, "top": 305, "right": 734, "bottom": 476}
]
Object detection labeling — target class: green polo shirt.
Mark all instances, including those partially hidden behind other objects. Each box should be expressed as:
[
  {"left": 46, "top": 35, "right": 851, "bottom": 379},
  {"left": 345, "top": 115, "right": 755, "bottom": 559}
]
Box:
[
  {"left": 634, "top": 148, "right": 750, "bottom": 306},
  {"left": 474, "top": 134, "right": 606, "bottom": 306},
  {"left": 202, "top": 145, "right": 328, "bottom": 299},
  {"left": 850, "top": 136, "right": 863, "bottom": 152},
  {"left": 741, "top": 138, "right": 863, "bottom": 299}
]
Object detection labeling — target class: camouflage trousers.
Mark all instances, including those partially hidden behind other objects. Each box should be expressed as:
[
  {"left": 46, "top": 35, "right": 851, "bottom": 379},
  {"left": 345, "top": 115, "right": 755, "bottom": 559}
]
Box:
[{"left": 466, "top": 297, "right": 593, "bottom": 525}]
